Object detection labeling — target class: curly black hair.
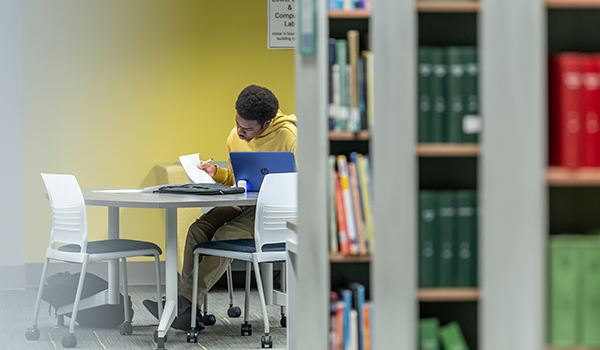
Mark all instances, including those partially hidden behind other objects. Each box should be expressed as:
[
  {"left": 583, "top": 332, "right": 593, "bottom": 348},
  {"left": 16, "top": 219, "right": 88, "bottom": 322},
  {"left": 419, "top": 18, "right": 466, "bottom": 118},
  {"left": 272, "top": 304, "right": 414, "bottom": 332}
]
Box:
[{"left": 235, "top": 85, "right": 279, "bottom": 124}]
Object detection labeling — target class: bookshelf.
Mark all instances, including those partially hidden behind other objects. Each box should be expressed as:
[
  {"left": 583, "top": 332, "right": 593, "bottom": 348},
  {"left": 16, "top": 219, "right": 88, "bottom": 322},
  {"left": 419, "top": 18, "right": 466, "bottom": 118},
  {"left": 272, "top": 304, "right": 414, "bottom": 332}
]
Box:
[{"left": 296, "top": 1, "right": 547, "bottom": 350}]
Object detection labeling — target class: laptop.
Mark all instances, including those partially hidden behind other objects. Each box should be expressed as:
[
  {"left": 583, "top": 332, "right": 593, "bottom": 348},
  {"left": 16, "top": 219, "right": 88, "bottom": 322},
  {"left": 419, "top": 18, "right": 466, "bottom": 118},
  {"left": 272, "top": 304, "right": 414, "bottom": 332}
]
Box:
[{"left": 229, "top": 151, "right": 296, "bottom": 191}]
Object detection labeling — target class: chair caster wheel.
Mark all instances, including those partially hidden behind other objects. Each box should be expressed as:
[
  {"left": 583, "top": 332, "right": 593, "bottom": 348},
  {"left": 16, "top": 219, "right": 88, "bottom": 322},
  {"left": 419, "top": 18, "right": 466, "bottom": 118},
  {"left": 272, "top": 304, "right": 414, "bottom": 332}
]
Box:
[
  {"left": 280, "top": 316, "right": 286, "bottom": 328},
  {"left": 202, "top": 314, "right": 216, "bottom": 326},
  {"left": 227, "top": 306, "right": 242, "bottom": 318},
  {"left": 241, "top": 322, "right": 252, "bottom": 336},
  {"left": 62, "top": 334, "right": 77, "bottom": 348},
  {"left": 26, "top": 327, "right": 40, "bottom": 340},
  {"left": 153, "top": 330, "right": 167, "bottom": 343},
  {"left": 261, "top": 335, "right": 273, "bottom": 348},
  {"left": 186, "top": 328, "right": 198, "bottom": 343},
  {"left": 119, "top": 322, "right": 133, "bottom": 335}
]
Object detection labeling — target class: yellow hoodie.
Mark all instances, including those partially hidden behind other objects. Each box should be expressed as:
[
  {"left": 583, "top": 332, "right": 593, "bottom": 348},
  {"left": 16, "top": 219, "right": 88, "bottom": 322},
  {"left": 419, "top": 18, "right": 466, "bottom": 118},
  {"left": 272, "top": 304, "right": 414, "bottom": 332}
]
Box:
[{"left": 212, "top": 110, "right": 297, "bottom": 186}]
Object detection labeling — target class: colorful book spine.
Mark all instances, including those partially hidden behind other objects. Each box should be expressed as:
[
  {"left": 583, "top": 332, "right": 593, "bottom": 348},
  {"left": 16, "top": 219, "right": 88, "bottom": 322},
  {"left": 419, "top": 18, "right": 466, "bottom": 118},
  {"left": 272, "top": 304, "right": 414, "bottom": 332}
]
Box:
[
  {"left": 329, "top": 155, "right": 339, "bottom": 253},
  {"left": 349, "top": 154, "right": 367, "bottom": 254},
  {"left": 438, "top": 191, "right": 457, "bottom": 287},
  {"left": 419, "top": 318, "right": 440, "bottom": 350},
  {"left": 357, "top": 153, "right": 374, "bottom": 253},
  {"left": 463, "top": 46, "right": 479, "bottom": 143},
  {"left": 456, "top": 190, "right": 477, "bottom": 287},
  {"left": 548, "top": 235, "right": 582, "bottom": 347},
  {"left": 439, "top": 321, "right": 469, "bottom": 350},
  {"left": 336, "top": 40, "right": 349, "bottom": 131},
  {"left": 334, "top": 171, "right": 351, "bottom": 255},
  {"left": 549, "top": 53, "right": 584, "bottom": 168},
  {"left": 582, "top": 237, "right": 600, "bottom": 347},
  {"left": 446, "top": 46, "right": 465, "bottom": 143},
  {"left": 419, "top": 47, "right": 434, "bottom": 143},
  {"left": 582, "top": 54, "right": 600, "bottom": 167},
  {"left": 337, "top": 155, "right": 359, "bottom": 255},
  {"left": 419, "top": 191, "right": 438, "bottom": 288},
  {"left": 430, "top": 47, "right": 448, "bottom": 143}
]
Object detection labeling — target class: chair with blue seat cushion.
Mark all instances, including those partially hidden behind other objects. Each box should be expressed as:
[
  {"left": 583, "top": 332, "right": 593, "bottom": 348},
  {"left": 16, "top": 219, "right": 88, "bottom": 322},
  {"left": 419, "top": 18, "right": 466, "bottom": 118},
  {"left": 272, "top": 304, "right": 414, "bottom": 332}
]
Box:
[
  {"left": 187, "top": 172, "right": 297, "bottom": 348},
  {"left": 26, "top": 173, "right": 163, "bottom": 348}
]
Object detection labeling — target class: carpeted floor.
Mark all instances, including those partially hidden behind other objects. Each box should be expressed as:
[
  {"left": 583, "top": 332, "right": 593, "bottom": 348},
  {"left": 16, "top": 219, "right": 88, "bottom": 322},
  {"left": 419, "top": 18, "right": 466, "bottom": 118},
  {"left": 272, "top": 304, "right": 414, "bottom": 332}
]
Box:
[{"left": 0, "top": 285, "right": 287, "bottom": 350}]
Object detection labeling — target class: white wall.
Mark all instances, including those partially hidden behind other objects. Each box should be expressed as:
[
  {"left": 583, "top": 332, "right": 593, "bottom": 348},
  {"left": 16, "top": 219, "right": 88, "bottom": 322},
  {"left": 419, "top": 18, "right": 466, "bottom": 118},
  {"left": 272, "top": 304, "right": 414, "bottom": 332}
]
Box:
[{"left": 0, "top": 0, "right": 25, "bottom": 290}]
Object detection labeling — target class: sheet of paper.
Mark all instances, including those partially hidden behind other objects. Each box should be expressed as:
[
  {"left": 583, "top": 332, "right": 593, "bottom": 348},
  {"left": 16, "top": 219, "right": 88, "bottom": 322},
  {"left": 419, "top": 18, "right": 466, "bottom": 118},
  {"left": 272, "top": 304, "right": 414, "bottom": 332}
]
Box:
[
  {"left": 179, "top": 153, "right": 216, "bottom": 184},
  {"left": 92, "top": 189, "right": 143, "bottom": 193}
]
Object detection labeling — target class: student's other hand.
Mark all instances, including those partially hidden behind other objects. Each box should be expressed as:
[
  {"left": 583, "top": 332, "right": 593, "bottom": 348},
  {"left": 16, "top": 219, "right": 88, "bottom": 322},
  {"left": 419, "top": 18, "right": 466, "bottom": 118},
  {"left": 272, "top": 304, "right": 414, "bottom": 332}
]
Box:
[{"left": 198, "top": 162, "right": 217, "bottom": 177}]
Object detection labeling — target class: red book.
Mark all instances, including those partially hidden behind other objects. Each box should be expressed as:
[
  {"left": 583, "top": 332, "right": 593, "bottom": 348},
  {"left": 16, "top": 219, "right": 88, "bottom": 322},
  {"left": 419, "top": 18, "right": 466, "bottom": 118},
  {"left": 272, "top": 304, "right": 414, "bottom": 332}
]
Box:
[
  {"left": 549, "top": 53, "right": 584, "bottom": 168},
  {"left": 581, "top": 54, "right": 600, "bottom": 167}
]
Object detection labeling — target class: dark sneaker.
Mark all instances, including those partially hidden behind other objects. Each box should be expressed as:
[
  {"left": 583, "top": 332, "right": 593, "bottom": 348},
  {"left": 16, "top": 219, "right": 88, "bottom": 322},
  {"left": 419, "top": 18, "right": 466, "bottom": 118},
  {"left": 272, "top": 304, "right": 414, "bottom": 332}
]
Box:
[
  {"left": 171, "top": 307, "right": 205, "bottom": 331},
  {"left": 142, "top": 297, "right": 204, "bottom": 331}
]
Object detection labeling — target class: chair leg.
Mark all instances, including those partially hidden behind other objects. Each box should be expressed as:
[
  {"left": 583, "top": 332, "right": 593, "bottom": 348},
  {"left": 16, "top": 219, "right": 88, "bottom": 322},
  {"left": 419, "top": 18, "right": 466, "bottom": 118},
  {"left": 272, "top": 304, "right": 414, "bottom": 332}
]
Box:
[
  {"left": 190, "top": 253, "right": 200, "bottom": 331},
  {"left": 119, "top": 258, "right": 133, "bottom": 336},
  {"left": 154, "top": 254, "right": 163, "bottom": 319},
  {"left": 26, "top": 258, "right": 50, "bottom": 341},
  {"left": 241, "top": 261, "right": 252, "bottom": 336},
  {"left": 280, "top": 262, "right": 287, "bottom": 321},
  {"left": 186, "top": 253, "right": 201, "bottom": 343},
  {"left": 252, "top": 255, "right": 273, "bottom": 348},
  {"left": 226, "top": 264, "right": 241, "bottom": 318},
  {"left": 60, "top": 255, "right": 90, "bottom": 348}
]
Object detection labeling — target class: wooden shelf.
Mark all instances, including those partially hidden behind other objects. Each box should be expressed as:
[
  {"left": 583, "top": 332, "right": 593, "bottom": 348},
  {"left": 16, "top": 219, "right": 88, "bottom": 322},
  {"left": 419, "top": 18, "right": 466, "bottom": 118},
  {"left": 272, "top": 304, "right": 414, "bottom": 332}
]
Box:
[
  {"left": 547, "top": 166, "right": 600, "bottom": 186},
  {"left": 328, "top": 9, "right": 371, "bottom": 19},
  {"left": 417, "top": 288, "right": 480, "bottom": 302},
  {"left": 417, "top": 1, "right": 479, "bottom": 12},
  {"left": 329, "top": 130, "right": 371, "bottom": 141},
  {"left": 546, "top": 0, "right": 600, "bottom": 8},
  {"left": 417, "top": 143, "right": 480, "bottom": 157},
  {"left": 329, "top": 252, "right": 371, "bottom": 262}
]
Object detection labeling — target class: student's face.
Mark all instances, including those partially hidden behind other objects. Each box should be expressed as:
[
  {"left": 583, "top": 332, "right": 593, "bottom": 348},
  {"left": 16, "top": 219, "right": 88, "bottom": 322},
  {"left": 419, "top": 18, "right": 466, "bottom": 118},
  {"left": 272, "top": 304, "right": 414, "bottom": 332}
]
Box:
[{"left": 235, "top": 113, "right": 270, "bottom": 141}]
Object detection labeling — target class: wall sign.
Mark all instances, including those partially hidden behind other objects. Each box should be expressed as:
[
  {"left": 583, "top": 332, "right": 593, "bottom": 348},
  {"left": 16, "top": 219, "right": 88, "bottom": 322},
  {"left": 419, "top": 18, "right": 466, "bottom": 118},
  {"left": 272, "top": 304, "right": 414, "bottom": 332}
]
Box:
[{"left": 268, "top": 0, "right": 296, "bottom": 49}]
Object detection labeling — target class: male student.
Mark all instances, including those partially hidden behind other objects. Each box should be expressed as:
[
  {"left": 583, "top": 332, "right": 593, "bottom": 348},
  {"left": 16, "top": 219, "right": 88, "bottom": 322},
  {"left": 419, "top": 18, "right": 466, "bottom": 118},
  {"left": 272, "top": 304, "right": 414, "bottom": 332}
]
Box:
[{"left": 144, "top": 85, "right": 297, "bottom": 329}]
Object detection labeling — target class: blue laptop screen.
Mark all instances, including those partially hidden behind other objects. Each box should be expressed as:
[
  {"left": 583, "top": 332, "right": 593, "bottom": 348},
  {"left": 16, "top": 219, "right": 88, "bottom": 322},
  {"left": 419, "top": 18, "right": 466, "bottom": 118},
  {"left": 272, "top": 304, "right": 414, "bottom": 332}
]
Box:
[{"left": 229, "top": 152, "right": 296, "bottom": 191}]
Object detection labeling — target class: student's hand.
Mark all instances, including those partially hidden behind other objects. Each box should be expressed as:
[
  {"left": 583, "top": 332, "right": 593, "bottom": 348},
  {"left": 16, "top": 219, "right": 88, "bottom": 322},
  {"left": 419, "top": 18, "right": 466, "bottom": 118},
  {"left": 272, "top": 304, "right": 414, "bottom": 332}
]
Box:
[{"left": 198, "top": 162, "right": 217, "bottom": 177}]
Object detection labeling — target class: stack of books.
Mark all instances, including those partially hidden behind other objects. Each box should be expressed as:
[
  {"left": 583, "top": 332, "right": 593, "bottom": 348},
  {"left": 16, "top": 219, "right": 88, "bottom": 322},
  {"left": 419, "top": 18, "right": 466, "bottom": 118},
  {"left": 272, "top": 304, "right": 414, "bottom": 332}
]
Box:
[
  {"left": 328, "top": 153, "right": 374, "bottom": 256},
  {"left": 549, "top": 52, "right": 600, "bottom": 169},
  {"left": 548, "top": 234, "right": 600, "bottom": 348},
  {"left": 328, "top": 33, "right": 374, "bottom": 133},
  {"left": 418, "top": 46, "right": 479, "bottom": 144},
  {"left": 418, "top": 190, "right": 478, "bottom": 288},
  {"left": 330, "top": 283, "right": 373, "bottom": 350}
]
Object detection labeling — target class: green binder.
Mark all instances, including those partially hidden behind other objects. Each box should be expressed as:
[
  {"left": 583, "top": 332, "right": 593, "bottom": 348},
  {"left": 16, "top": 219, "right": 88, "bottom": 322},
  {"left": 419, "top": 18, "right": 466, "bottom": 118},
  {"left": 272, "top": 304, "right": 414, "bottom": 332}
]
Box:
[
  {"left": 418, "top": 47, "right": 434, "bottom": 143},
  {"left": 462, "top": 46, "right": 479, "bottom": 143},
  {"left": 446, "top": 46, "right": 465, "bottom": 143},
  {"left": 430, "top": 47, "right": 447, "bottom": 143},
  {"left": 419, "top": 318, "right": 440, "bottom": 350},
  {"left": 438, "top": 191, "right": 457, "bottom": 287},
  {"left": 548, "top": 235, "right": 582, "bottom": 347},
  {"left": 419, "top": 191, "right": 439, "bottom": 288},
  {"left": 439, "top": 321, "right": 469, "bottom": 350},
  {"left": 582, "top": 237, "right": 600, "bottom": 347},
  {"left": 456, "top": 190, "right": 477, "bottom": 287}
]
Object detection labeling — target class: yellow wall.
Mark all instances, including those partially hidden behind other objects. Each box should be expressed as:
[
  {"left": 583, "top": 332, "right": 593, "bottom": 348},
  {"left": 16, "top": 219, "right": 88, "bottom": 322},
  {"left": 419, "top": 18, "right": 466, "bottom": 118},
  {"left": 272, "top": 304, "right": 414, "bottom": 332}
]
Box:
[{"left": 22, "top": 0, "right": 295, "bottom": 263}]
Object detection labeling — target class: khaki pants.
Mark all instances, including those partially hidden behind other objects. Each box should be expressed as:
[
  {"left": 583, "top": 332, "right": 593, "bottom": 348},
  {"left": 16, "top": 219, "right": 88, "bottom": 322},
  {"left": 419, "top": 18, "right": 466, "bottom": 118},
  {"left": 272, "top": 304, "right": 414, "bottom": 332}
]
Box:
[{"left": 178, "top": 205, "right": 255, "bottom": 304}]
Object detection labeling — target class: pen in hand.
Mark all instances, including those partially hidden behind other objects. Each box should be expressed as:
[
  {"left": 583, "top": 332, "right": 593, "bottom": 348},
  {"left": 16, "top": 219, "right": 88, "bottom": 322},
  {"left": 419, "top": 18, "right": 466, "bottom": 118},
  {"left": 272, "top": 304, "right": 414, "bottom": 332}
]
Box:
[
  {"left": 201, "top": 158, "right": 213, "bottom": 164},
  {"left": 198, "top": 158, "right": 217, "bottom": 177}
]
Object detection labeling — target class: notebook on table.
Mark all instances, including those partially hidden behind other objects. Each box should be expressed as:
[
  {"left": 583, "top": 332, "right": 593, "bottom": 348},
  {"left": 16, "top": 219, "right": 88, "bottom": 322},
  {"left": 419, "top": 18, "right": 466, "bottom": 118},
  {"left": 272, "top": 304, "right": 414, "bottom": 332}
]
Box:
[{"left": 229, "top": 151, "right": 296, "bottom": 192}]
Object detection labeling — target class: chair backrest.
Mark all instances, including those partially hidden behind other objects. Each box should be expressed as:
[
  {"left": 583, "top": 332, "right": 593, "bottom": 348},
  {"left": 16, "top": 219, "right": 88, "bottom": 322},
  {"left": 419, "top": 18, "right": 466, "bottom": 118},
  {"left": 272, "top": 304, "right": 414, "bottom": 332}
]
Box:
[
  {"left": 254, "top": 172, "right": 298, "bottom": 252},
  {"left": 41, "top": 173, "right": 89, "bottom": 254}
]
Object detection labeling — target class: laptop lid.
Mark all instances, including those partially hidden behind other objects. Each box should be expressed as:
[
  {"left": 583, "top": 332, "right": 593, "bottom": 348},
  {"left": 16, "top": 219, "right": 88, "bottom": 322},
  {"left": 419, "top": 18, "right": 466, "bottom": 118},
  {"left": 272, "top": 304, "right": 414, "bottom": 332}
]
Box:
[{"left": 229, "top": 151, "right": 296, "bottom": 192}]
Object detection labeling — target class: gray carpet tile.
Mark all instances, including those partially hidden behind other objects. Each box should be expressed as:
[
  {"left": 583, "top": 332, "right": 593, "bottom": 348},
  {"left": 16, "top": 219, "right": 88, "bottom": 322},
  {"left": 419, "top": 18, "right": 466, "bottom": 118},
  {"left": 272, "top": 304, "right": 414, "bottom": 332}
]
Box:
[{"left": 1, "top": 285, "right": 286, "bottom": 350}]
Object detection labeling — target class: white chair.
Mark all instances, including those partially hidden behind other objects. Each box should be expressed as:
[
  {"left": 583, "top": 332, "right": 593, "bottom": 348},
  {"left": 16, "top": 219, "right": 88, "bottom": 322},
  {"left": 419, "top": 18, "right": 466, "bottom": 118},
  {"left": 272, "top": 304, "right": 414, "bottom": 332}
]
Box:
[
  {"left": 187, "top": 172, "right": 297, "bottom": 348},
  {"left": 26, "top": 173, "right": 163, "bottom": 348}
]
